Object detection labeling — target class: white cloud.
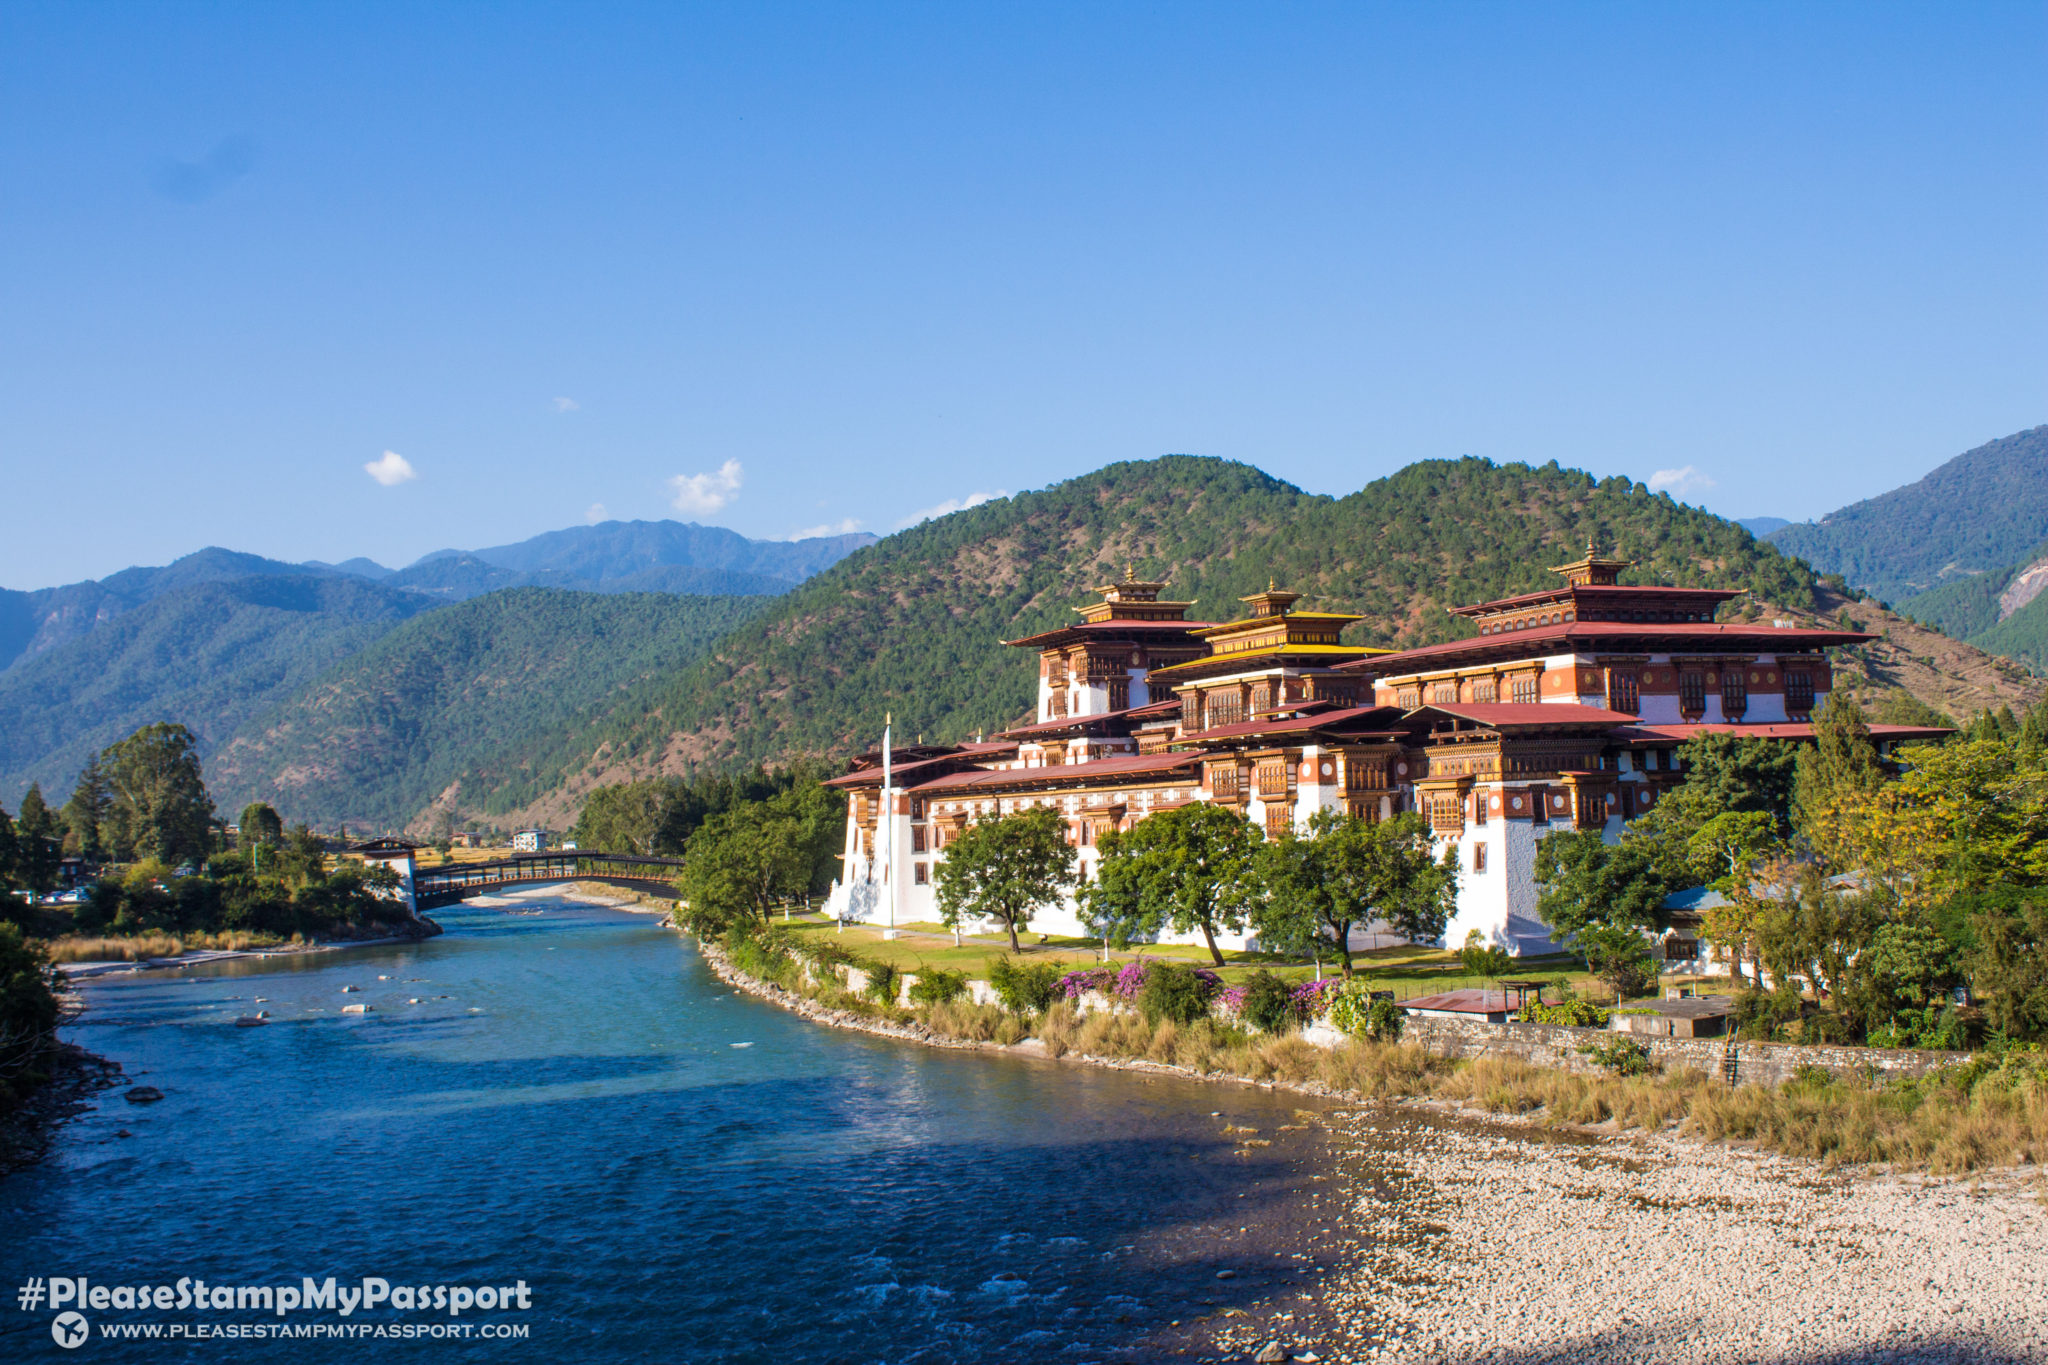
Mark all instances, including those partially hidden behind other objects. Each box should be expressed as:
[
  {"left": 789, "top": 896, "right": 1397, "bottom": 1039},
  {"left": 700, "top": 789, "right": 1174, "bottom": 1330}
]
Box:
[
  {"left": 896, "top": 489, "right": 1008, "bottom": 528},
  {"left": 364, "top": 450, "right": 418, "bottom": 487},
  {"left": 1648, "top": 465, "right": 1714, "bottom": 498},
  {"left": 668, "top": 460, "right": 743, "bottom": 515},
  {"left": 783, "top": 518, "right": 863, "bottom": 541},
  {"left": 585, "top": 502, "right": 608, "bottom": 524},
  {"left": 552, "top": 396, "right": 580, "bottom": 413}
]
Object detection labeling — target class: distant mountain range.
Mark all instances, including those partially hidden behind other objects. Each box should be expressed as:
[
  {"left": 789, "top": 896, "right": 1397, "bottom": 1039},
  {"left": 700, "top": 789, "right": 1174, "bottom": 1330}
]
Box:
[
  {"left": 0, "top": 520, "right": 877, "bottom": 672},
  {"left": 0, "top": 520, "right": 874, "bottom": 818},
  {"left": 1764, "top": 426, "right": 2048, "bottom": 675}
]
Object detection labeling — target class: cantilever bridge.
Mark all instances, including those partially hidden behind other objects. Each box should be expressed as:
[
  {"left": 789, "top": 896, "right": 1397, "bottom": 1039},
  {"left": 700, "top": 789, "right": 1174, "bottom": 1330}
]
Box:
[{"left": 411, "top": 852, "right": 685, "bottom": 911}]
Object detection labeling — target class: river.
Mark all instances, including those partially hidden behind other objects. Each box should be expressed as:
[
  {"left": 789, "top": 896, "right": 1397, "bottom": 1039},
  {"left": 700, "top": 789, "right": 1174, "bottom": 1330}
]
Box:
[{"left": 0, "top": 896, "right": 1365, "bottom": 1363}]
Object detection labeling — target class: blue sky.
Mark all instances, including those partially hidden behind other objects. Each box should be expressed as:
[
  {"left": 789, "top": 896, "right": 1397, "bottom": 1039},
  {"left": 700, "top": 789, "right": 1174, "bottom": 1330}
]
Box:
[{"left": 3, "top": 2, "right": 2043, "bottom": 588}]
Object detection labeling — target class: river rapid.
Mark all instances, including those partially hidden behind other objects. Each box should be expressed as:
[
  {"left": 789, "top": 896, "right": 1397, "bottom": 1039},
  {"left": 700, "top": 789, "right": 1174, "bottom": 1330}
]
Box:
[{"left": 0, "top": 897, "right": 1370, "bottom": 1364}]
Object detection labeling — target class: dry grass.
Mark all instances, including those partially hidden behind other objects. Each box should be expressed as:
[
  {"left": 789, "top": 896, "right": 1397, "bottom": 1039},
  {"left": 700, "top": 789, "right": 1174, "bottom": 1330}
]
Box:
[
  {"left": 919, "top": 994, "right": 2048, "bottom": 1174},
  {"left": 44, "top": 931, "right": 291, "bottom": 963},
  {"left": 1687, "top": 1059, "right": 2048, "bottom": 1173}
]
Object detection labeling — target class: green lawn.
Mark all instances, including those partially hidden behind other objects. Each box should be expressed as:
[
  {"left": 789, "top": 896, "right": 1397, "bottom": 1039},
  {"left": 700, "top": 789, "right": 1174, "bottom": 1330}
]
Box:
[{"left": 770, "top": 912, "right": 1618, "bottom": 1000}]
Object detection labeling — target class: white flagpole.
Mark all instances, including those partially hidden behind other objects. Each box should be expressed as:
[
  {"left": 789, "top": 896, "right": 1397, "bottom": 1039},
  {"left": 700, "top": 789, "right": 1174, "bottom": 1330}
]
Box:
[{"left": 881, "top": 713, "right": 898, "bottom": 939}]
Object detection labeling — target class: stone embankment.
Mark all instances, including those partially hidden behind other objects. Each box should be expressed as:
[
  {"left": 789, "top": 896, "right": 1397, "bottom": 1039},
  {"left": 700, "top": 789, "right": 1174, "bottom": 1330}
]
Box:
[{"left": 1402, "top": 1015, "right": 1968, "bottom": 1089}]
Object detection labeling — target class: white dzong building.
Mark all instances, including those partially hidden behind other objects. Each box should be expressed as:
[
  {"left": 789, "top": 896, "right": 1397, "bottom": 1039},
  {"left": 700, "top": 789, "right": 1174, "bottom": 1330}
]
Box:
[{"left": 822, "top": 557, "right": 1946, "bottom": 954}]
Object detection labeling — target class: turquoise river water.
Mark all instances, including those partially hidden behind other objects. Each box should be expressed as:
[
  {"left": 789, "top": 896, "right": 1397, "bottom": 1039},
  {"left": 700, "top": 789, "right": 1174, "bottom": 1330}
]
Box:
[{"left": 0, "top": 898, "right": 1360, "bottom": 1363}]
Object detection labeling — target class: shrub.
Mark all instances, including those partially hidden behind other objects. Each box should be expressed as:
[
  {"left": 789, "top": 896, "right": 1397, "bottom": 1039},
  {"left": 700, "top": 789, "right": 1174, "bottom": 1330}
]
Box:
[
  {"left": 987, "top": 955, "right": 1064, "bottom": 1013},
  {"left": 1137, "top": 962, "right": 1220, "bottom": 1025},
  {"left": 1290, "top": 977, "right": 1341, "bottom": 1022},
  {"left": 907, "top": 967, "right": 967, "bottom": 1007},
  {"left": 864, "top": 962, "right": 900, "bottom": 1005},
  {"left": 1519, "top": 998, "right": 1612, "bottom": 1027},
  {"left": 1238, "top": 970, "right": 1295, "bottom": 1034},
  {"left": 1366, "top": 998, "right": 1405, "bottom": 1043},
  {"left": 1580, "top": 1036, "right": 1654, "bottom": 1076},
  {"left": 1056, "top": 965, "right": 1116, "bottom": 999}
]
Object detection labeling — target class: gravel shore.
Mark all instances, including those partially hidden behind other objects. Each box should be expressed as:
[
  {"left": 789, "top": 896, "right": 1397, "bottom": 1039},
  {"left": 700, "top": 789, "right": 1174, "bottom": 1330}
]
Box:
[{"left": 1191, "top": 1107, "right": 2048, "bottom": 1365}]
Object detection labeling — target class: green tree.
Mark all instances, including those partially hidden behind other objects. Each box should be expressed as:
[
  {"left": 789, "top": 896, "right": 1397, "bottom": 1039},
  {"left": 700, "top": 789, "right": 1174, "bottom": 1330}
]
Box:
[
  {"left": 0, "top": 922, "right": 61, "bottom": 1105},
  {"left": 1459, "top": 929, "right": 1512, "bottom": 988},
  {"left": 933, "top": 807, "right": 1076, "bottom": 953},
  {"left": 1792, "top": 694, "right": 1883, "bottom": 850},
  {"left": 1532, "top": 828, "right": 1671, "bottom": 940},
  {"left": 238, "top": 802, "right": 284, "bottom": 849},
  {"left": 673, "top": 800, "right": 813, "bottom": 936},
  {"left": 99, "top": 723, "right": 215, "bottom": 866},
  {"left": 61, "top": 755, "right": 112, "bottom": 859},
  {"left": 0, "top": 805, "right": 18, "bottom": 908},
  {"left": 1630, "top": 732, "right": 1798, "bottom": 883},
  {"left": 1966, "top": 894, "right": 2048, "bottom": 1041},
  {"left": 11, "top": 785, "right": 62, "bottom": 902},
  {"left": 1082, "top": 801, "right": 1261, "bottom": 966},
  {"left": 1248, "top": 809, "right": 1458, "bottom": 975}
]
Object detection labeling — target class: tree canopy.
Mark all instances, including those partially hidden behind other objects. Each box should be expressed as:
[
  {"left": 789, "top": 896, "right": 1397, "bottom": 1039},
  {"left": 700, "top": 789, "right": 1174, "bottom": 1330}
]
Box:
[
  {"left": 1081, "top": 801, "right": 1262, "bottom": 966},
  {"left": 1250, "top": 809, "right": 1458, "bottom": 975},
  {"left": 933, "top": 807, "right": 1076, "bottom": 953}
]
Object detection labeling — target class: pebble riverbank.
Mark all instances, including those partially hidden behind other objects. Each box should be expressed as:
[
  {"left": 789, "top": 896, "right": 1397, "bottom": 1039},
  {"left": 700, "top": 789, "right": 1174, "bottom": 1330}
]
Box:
[{"left": 697, "top": 937, "right": 2048, "bottom": 1364}]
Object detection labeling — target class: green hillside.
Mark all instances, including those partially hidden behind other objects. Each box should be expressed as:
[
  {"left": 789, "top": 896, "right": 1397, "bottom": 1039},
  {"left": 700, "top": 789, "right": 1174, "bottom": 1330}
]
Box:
[
  {"left": 206, "top": 588, "right": 772, "bottom": 830},
  {"left": 553, "top": 455, "right": 1818, "bottom": 782},
  {"left": 0, "top": 575, "right": 431, "bottom": 804},
  {"left": 1971, "top": 591, "right": 2048, "bottom": 676},
  {"left": 1768, "top": 425, "right": 2048, "bottom": 602},
  {"left": 1895, "top": 565, "right": 2020, "bottom": 643}
]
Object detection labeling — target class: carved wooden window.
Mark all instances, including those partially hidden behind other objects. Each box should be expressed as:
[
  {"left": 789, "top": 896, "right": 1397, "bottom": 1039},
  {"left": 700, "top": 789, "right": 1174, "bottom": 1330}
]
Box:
[
  {"left": 911, "top": 826, "right": 927, "bottom": 854},
  {"left": 1049, "top": 688, "right": 1069, "bottom": 718},
  {"left": 1470, "top": 679, "right": 1497, "bottom": 703},
  {"left": 1678, "top": 670, "right": 1706, "bottom": 715},
  {"left": 1264, "top": 805, "right": 1291, "bottom": 838},
  {"left": 1249, "top": 682, "right": 1272, "bottom": 714},
  {"left": 1472, "top": 842, "right": 1487, "bottom": 873},
  {"left": 1510, "top": 676, "right": 1539, "bottom": 705},
  {"left": 1205, "top": 690, "right": 1244, "bottom": 729},
  {"left": 1427, "top": 793, "right": 1464, "bottom": 833},
  {"left": 1720, "top": 668, "right": 1747, "bottom": 718},
  {"left": 1785, "top": 671, "right": 1814, "bottom": 715},
  {"left": 1473, "top": 791, "right": 1489, "bottom": 826},
  {"left": 1607, "top": 670, "right": 1639, "bottom": 715},
  {"left": 1108, "top": 677, "right": 1130, "bottom": 711},
  {"left": 1256, "top": 761, "right": 1289, "bottom": 799},
  {"left": 913, "top": 862, "right": 929, "bottom": 885},
  {"left": 1431, "top": 682, "right": 1458, "bottom": 705},
  {"left": 1210, "top": 766, "right": 1243, "bottom": 798},
  {"left": 1397, "top": 687, "right": 1421, "bottom": 709}
]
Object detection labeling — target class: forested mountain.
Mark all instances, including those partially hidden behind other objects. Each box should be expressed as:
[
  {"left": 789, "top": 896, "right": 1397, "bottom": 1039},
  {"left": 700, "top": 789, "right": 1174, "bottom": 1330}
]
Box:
[
  {"left": 453, "top": 520, "right": 876, "bottom": 583},
  {"left": 0, "top": 547, "right": 352, "bottom": 671},
  {"left": 535, "top": 456, "right": 1825, "bottom": 795},
  {"left": 205, "top": 589, "right": 772, "bottom": 830},
  {"left": 1767, "top": 425, "right": 2048, "bottom": 603},
  {"left": 0, "top": 575, "right": 432, "bottom": 803},
  {"left": 379, "top": 553, "right": 795, "bottom": 601}
]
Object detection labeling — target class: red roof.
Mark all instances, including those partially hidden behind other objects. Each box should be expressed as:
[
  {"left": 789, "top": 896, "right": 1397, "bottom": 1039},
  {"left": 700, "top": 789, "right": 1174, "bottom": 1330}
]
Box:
[
  {"left": 1409, "top": 703, "right": 1639, "bottom": 729},
  {"left": 1182, "top": 704, "right": 1406, "bottom": 743},
  {"left": 1342, "top": 621, "right": 1874, "bottom": 672},
  {"left": 1450, "top": 584, "right": 1743, "bottom": 617},
  {"left": 1401, "top": 989, "right": 1522, "bottom": 1015},
  {"left": 1612, "top": 721, "right": 1954, "bottom": 744},
  {"left": 999, "top": 703, "right": 1174, "bottom": 739},
  {"left": 822, "top": 744, "right": 1019, "bottom": 789},
  {"left": 910, "top": 750, "right": 1208, "bottom": 793},
  {"left": 1001, "top": 619, "right": 1219, "bottom": 648}
]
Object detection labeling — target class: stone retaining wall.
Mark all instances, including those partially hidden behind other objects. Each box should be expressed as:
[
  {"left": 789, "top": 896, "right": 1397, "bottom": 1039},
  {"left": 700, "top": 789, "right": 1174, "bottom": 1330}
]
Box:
[{"left": 1400, "top": 1015, "right": 1969, "bottom": 1088}]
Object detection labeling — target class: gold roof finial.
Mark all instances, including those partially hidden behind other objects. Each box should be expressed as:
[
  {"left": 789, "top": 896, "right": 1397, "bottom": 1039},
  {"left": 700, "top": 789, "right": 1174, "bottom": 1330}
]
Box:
[
  {"left": 1268, "top": 577, "right": 1277, "bottom": 592},
  {"left": 1126, "top": 561, "right": 1136, "bottom": 580}
]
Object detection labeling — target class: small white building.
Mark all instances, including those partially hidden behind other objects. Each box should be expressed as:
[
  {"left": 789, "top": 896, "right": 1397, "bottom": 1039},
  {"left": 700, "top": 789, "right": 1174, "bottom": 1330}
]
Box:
[{"left": 512, "top": 829, "right": 549, "bottom": 853}]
